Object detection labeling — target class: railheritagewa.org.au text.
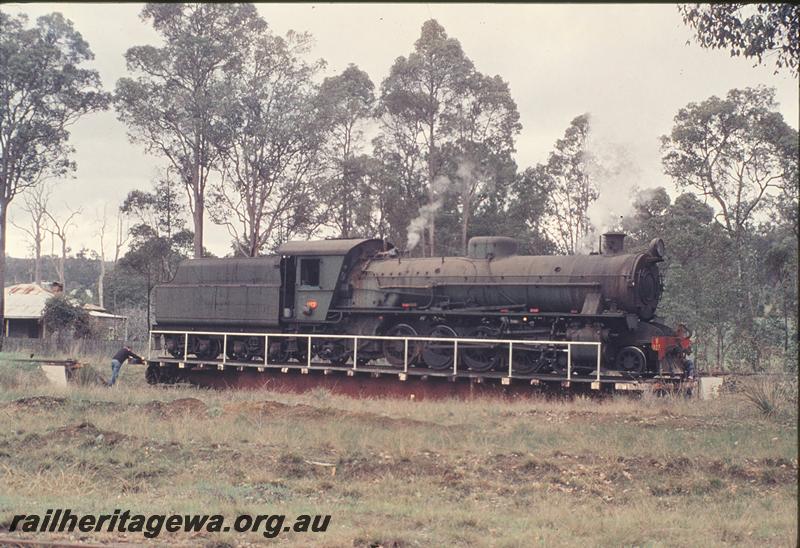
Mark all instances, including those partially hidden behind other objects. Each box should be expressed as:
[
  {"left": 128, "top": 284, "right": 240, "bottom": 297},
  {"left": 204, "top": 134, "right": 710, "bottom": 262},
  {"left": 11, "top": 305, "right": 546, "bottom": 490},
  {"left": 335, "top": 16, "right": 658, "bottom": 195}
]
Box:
[{"left": 10, "top": 509, "right": 331, "bottom": 539}]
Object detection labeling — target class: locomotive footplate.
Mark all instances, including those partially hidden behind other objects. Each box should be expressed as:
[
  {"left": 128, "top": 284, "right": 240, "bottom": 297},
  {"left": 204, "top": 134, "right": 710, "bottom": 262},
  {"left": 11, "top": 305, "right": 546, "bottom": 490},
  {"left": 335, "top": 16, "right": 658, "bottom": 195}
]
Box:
[
  {"left": 145, "top": 328, "right": 684, "bottom": 395},
  {"left": 144, "top": 357, "right": 687, "bottom": 396}
]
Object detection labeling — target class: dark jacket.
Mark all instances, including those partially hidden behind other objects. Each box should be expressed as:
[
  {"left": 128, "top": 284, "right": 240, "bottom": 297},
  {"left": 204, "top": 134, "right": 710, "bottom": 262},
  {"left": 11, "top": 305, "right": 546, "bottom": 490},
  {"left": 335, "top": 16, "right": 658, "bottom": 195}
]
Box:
[{"left": 112, "top": 348, "right": 141, "bottom": 364}]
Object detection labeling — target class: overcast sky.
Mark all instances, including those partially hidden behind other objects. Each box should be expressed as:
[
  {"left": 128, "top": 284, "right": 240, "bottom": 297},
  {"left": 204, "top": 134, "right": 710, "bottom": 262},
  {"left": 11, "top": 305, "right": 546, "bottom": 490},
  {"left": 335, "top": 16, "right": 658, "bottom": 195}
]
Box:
[{"left": 4, "top": 3, "right": 799, "bottom": 258}]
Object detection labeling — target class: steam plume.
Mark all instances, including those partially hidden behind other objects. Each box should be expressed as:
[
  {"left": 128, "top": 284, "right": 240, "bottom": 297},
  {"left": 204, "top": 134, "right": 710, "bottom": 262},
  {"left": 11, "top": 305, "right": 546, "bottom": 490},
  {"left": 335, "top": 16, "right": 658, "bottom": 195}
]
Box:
[
  {"left": 406, "top": 161, "right": 482, "bottom": 252},
  {"left": 578, "top": 114, "right": 654, "bottom": 252}
]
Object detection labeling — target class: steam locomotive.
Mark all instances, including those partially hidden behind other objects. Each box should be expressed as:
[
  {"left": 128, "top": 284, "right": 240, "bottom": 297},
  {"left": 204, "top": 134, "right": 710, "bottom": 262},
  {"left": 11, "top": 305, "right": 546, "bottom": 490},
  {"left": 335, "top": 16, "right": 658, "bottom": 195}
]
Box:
[{"left": 149, "top": 233, "right": 691, "bottom": 378}]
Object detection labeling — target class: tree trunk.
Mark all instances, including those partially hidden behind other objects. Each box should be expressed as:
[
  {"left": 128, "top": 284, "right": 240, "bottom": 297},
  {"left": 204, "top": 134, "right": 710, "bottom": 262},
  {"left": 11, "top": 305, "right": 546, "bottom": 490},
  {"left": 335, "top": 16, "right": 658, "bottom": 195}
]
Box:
[
  {"left": 191, "top": 133, "right": 205, "bottom": 259},
  {"left": 34, "top": 231, "right": 42, "bottom": 286},
  {"left": 59, "top": 237, "right": 66, "bottom": 286},
  {"left": 114, "top": 215, "right": 124, "bottom": 264},
  {"left": 427, "top": 123, "right": 436, "bottom": 258},
  {"left": 0, "top": 200, "right": 8, "bottom": 350},
  {"left": 248, "top": 232, "right": 257, "bottom": 257},
  {"left": 193, "top": 192, "right": 204, "bottom": 258},
  {"left": 98, "top": 254, "right": 105, "bottom": 309}
]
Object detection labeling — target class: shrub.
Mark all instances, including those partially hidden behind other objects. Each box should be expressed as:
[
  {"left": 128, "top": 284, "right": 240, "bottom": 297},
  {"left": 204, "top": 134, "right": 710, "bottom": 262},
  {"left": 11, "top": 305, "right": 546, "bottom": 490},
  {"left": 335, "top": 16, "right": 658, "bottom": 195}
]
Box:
[
  {"left": 740, "top": 376, "right": 798, "bottom": 419},
  {"left": 42, "top": 295, "right": 94, "bottom": 339}
]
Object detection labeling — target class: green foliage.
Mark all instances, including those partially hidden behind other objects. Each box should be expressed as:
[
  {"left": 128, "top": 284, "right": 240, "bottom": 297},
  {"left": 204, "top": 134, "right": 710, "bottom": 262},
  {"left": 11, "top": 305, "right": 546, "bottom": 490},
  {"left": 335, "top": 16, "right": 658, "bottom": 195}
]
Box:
[
  {"left": 661, "top": 87, "right": 798, "bottom": 241},
  {"left": 370, "top": 127, "right": 427, "bottom": 249},
  {"left": 103, "top": 265, "right": 149, "bottom": 311},
  {"left": 118, "top": 175, "right": 193, "bottom": 284},
  {"left": 624, "top": 190, "right": 736, "bottom": 363},
  {"left": 439, "top": 74, "right": 521, "bottom": 255},
  {"left": 121, "top": 174, "right": 186, "bottom": 241},
  {"left": 316, "top": 65, "right": 379, "bottom": 239},
  {"left": 378, "top": 19, "right": 474, "bottom": 256},
  {"left": 208, "top": 24, "right": 326, "bottom": 256},
  {"left": 0, "top": 11, "right": 111, "bottom": 203},
  {"left": 3, "top": 10, "right": 795, "bottom": 380},
  {"left": 658, "top": 87, "right": 798, "bottom": 371},
  {"left": 42, "top": 294, "right": 93, "bottom": 339},
  {"left": 317, "top": 64, "right": 375, "bottom": 128},
  {"left": 118, "top": 230, "right": 192, "bottom": 283},
  {"left": 380, "top": 20, "right": 474, "bottom": 129},
  {"left": 115, "top": 3, "right": 265, "bottom": 257},
  {"left": 506, "top": 166, "right": 560, "bottom": 255},
  {"left": 678, "top": 4, "right": 799, "bottom": 76},
  {"left": 109, "top": 176, "right": 194, "bottom": 311},
  {"left": 623, "top": 183, "right": 798, "bottom": 372},
  {"left": 516, "top": 115, "right": 597, "bottom": 255},
  {"left": 377, "top": 19, "right": 521, "bottom": 256}
]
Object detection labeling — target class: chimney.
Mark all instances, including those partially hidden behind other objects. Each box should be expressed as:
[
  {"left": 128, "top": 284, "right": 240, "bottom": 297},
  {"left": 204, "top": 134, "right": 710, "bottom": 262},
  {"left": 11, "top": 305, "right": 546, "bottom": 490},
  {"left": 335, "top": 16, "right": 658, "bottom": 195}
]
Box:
[{"left": 600, "top": 233, "right": 625, "bottom": 255}]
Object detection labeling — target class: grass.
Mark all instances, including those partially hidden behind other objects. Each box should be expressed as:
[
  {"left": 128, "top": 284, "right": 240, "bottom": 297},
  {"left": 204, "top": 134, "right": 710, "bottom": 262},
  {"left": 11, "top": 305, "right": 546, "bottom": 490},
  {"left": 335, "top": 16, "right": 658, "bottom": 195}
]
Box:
[{"left": 0, "top": 354, "right": 796, "bottom": 546}]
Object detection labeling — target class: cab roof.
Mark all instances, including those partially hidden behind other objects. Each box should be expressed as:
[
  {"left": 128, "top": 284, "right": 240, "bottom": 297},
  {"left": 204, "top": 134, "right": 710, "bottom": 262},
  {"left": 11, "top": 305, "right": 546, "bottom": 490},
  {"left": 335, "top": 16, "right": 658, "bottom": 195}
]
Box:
[{"left": 277, "top": 238, "right": 389, "bottom": 256}]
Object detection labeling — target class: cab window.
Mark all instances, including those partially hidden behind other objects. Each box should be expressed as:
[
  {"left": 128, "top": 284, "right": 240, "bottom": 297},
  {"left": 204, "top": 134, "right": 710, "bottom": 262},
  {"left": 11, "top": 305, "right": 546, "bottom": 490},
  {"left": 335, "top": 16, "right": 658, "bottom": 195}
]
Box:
[{"left": 300, "top": 258, "right": 321, "bottom": 287}]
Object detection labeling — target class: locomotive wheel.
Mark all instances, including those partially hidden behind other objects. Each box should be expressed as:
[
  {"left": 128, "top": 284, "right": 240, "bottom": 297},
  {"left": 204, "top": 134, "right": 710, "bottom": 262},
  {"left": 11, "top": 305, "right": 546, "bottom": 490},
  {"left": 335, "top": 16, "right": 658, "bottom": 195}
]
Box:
[
  {"left": 318, "top": 339, "right": 351, "bottom": 367},
  {"left": 148, "top": 364, "right": 180, "bottom": 385},
  {"left": 145, "top": 363, "right": 161, "bottom": 385},
  {"left": 462, "top": 327, "right": 501, "bottom": 372},
  {"left": 268, "top": 340, "right": 291, "bottom": 364},
  {"left": 382, "top": 323, "right": 420, "bottom": 367},
  {"left": 421, "top": 325, "right": 458, "bottom": 371},
  {"left": 165, "top": 337, "right": 185, "bottom": 359},
  {"left": 226, "top": 339, "right": 251, "bottom": 362},
  {"left": 615, "top": 346, "right": 647, "bottom": 373},
  {"left": 284, "top": 337, "right": 312, "bottom": 364},
  {"left": 511, "top": 346, "right": 543, "bottom": 375},
  {"left": 195, "top": 338, "right": 221, "bottom": 360},
  {"left": 294, "top": 342, "right": 310, "bottom": 364}
]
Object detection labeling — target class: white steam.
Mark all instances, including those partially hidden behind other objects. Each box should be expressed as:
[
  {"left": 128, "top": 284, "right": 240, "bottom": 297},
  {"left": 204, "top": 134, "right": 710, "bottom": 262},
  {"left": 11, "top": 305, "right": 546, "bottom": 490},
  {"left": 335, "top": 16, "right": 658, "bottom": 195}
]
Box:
[
  {"left": 406, "top": 199, "right": 442, "bottom": 252},
  {"left": 406, "top": 160, "right": 483, "bottom": 252},
  {"left": 578, "top": 114, "right": 657, "bottom": 252}
]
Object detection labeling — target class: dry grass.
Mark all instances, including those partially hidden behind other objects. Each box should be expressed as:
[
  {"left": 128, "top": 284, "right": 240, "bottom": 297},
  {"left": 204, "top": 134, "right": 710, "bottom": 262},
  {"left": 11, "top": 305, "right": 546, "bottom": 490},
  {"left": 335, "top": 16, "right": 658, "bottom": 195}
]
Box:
[{"left": 0, "top": 355, "right": 796, "bottom": 547}]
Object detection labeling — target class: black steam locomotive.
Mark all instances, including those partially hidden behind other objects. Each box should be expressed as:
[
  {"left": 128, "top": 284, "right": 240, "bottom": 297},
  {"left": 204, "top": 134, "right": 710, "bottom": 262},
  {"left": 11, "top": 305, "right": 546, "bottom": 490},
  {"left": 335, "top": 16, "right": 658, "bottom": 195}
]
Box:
[{"left": 150, "top": 233, "right": 691, "bottom": 377}]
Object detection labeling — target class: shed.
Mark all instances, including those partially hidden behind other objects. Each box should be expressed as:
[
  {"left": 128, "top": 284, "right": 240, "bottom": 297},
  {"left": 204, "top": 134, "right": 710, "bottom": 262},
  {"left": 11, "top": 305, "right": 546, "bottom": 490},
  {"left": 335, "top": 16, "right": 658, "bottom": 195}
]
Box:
[
  {"left": 83, "top": 303, "right": 129, "bottom": 340},
  {"left": 3, "top": 283, "right": 53, "bottom": 338},
  {"left": 3, "top": 283, "right": 127, "bottom": 340}
]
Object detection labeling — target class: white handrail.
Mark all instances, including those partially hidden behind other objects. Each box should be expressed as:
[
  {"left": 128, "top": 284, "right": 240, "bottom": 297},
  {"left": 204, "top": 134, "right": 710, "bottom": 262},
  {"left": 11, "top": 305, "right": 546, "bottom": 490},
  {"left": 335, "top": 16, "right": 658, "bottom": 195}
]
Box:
[
  {"left": 148, "top": 328, "right": 603, "bottom": 381},
  {"left": 149, "top": 328, "right": 602, "bottom": 346}
]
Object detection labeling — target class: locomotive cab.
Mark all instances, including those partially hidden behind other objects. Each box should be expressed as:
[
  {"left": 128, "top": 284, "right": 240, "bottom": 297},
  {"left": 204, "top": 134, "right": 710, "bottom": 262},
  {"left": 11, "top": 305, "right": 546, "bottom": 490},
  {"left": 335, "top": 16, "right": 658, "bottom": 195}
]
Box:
[{"left": 277, "top": 238, "right": 389, "bottom": 323}]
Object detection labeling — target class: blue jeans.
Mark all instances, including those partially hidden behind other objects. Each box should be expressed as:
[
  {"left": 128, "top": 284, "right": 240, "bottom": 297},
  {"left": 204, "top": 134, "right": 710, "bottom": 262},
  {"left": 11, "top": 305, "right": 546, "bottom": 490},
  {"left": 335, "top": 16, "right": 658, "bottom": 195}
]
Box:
[
  {"left": 684, "top": 358, "right": 695, "bottom": 379},
  {"left": 109, "top": 359, "right": 122, "bottom": 386}
]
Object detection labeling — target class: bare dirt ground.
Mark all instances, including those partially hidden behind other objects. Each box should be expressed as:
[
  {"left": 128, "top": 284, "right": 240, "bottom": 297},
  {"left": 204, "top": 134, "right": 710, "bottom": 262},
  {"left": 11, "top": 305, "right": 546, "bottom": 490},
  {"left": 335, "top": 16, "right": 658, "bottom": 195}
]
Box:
[{"left": 0, "top": 359, "right": 796, "bottom": 547}]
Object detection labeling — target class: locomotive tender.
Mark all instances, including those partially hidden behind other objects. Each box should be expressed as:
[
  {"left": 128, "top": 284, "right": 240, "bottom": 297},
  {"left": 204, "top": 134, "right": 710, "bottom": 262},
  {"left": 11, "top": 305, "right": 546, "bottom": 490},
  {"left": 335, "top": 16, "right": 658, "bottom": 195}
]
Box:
[{"left": 150, "top": 233, "right": 691, "bottom": 379}]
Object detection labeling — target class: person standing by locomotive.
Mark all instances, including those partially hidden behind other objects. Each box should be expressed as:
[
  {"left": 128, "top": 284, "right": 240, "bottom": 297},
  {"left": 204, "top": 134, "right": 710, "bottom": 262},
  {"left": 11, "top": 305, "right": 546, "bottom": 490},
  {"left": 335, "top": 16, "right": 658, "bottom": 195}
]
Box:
[
  {"left": 108, "top": 345, "right": 143, "bottom": 387},
  {"left": 676, "top": 324, "right": 695, "bottom": 380}
]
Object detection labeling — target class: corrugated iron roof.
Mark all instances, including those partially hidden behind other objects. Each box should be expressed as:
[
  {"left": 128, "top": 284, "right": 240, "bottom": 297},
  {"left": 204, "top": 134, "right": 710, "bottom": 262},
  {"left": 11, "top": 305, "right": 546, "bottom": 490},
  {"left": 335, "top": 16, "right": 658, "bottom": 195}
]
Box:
[{"left": 4, "top": 284, "right": 54, "bottom": 319}]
